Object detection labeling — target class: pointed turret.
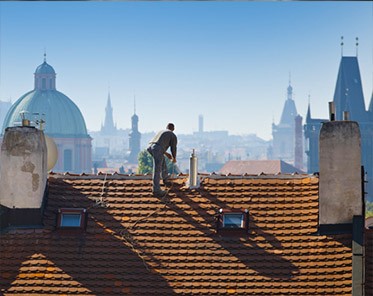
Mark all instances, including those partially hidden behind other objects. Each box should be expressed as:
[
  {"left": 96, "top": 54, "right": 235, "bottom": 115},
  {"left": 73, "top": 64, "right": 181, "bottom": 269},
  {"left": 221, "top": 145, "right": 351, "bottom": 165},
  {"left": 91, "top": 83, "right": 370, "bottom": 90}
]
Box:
[
  {"left": 101, "top": 92, "right": 116, "bottom": 135},
  {"left": 306, "top": 103, "right": 312, "bottom": 123},
  {"left": 279, "top": 81, "right": 298, "bottom": 125},
  {"left": 333, "top": 56, "right": 367, "bottom": 121}
]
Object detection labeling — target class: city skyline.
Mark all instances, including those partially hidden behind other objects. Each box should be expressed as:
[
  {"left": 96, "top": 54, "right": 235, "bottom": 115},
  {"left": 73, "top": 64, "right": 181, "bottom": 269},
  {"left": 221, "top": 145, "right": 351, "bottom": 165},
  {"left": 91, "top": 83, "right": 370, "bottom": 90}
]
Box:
[{"left": 0, "top": 2, "right": 372, "bottom": 140}]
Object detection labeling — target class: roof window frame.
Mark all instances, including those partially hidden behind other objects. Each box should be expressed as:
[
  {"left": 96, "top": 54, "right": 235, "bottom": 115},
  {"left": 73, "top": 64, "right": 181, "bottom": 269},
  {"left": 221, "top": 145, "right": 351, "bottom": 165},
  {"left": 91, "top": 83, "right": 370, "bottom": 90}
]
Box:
[
  {"left": 57, "top": 208, "right": 87, "bottom": 230},
  {"left": 216, "top": 208, "right": 249, "bottom": 235}
]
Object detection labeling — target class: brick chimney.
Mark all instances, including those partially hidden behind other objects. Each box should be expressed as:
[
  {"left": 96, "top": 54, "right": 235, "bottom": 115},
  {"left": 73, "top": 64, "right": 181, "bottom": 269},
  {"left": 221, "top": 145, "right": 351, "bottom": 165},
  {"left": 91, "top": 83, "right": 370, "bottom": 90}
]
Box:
[
  {"left": 319, "top": 120, "right": 362, "bottom": 225},
  {"left": 0, "top": 126, "right": 48, "bottom": 228}
]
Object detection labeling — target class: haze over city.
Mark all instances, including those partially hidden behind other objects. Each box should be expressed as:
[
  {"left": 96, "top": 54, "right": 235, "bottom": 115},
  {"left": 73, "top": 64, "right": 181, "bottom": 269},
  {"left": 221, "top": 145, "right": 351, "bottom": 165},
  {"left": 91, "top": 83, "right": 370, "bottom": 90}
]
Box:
[{"left": 0, "top": 1, "right": 372, "bottom": 140}]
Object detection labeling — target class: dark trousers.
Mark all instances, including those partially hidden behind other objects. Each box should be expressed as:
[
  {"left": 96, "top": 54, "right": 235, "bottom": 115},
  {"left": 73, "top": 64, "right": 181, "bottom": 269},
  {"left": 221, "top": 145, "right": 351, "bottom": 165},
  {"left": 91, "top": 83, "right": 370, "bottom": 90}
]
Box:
[{"left": 147, "top": 144, "right": 168, "bottom": 192}]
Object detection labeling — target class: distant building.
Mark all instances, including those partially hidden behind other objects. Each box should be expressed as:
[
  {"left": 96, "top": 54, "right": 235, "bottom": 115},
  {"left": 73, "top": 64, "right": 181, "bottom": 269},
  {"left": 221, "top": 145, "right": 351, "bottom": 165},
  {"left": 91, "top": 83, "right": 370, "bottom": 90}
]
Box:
[
  {"left": 271, "top": 81, "right": 303, "bottom": 170},
  {"left": 1, "top": 55, "right": 92, "bottom": 173},
  {"left": 100, "top": 92, "right": 117, "bottom": 135},
  {"left": 219, "top": 159, "right": 304, "bottom": 175},
  {"left": 305, "top": 53, "right": 373, "bottom": 201},
  {"left": 198, "top": 114, "right": 204, "bottom": 133},
  {"left": 128, "top": 106, "right": 141, "bottom": 164},
  {"left": 91, "top": 93, "right": 129, "bottom": 161}
]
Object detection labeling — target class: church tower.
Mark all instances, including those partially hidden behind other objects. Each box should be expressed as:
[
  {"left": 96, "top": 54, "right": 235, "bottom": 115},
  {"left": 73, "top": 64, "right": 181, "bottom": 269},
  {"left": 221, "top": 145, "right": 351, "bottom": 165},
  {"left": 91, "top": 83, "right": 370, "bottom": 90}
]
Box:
[
  {"left": 128, "top": 99, "right": 141, "bottom": 164},
  {"left": 101, "top": 92, "right": 117, "bottom": 135},
  {"left": 333, "top": 56, "right": 367, "bottom": 121},
  {"left": 271, "top": 79, "right": 299, "bottom": 167},
  {"left": 305, "top": 40, "right": 373, "bottom": 201},
  {"left": 304, "top": 101, "right": 324, "bottom": 173}
]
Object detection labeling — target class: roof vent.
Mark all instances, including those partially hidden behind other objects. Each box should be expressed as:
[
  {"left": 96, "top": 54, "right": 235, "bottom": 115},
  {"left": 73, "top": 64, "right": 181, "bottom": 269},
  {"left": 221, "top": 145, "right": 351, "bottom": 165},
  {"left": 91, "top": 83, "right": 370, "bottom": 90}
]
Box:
[{"left": 187, "top": 149, "right": 200, "bottom": 189}]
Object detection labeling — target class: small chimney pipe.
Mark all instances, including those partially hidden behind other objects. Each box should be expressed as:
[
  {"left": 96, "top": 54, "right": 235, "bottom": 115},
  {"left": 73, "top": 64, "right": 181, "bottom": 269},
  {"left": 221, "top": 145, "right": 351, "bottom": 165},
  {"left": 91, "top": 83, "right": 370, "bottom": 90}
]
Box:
[
  {"left": 329, "top": 101, "right": 335, "bottom": 121},
  {"left": 187, "top": 149, "right": 200, "bottom": 188}
]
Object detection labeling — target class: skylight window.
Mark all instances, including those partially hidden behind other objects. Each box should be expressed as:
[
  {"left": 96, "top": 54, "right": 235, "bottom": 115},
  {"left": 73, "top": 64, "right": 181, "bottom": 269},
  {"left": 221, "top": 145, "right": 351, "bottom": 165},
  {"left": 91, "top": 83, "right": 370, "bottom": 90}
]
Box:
[
  {"left": 60, "top": 213, "right": 82, "bottom": 227},
  {"left": 223, "top": 213, "right": 244, "bottom": 228},
  {"left": 57, "top": 208, "right": 87, "bottom": 230},
  {"left": 216, "top": 208, "right": 249, "bottom": 235}
]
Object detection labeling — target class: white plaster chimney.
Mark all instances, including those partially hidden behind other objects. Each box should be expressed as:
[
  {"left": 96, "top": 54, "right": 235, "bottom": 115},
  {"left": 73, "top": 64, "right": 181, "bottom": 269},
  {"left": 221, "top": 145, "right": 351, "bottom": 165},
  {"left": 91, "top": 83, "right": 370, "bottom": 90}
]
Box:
[
  {"left": 319, "top": 120, "right": 362, "bottom": 225},
  {"left": 187, "top": 149, "right": 200, "bottom": 189},
  {"left": 0, "top": 126, "right": 47, "bottom": 209}
]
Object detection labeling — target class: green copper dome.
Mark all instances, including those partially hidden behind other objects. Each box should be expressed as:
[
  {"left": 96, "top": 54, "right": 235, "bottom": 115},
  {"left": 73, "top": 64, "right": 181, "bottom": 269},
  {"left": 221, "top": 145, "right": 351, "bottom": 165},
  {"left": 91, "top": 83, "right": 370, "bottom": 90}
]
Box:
[{"left": 1, "top": 59, "right": 89, "bottom": 138}]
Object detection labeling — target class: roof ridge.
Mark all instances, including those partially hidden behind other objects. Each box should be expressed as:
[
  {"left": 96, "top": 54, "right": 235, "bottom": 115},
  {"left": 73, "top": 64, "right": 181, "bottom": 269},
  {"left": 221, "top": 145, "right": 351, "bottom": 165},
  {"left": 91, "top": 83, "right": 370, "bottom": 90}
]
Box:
[{"left": 48, "top": 172, "right": 316, "bottom": 180}]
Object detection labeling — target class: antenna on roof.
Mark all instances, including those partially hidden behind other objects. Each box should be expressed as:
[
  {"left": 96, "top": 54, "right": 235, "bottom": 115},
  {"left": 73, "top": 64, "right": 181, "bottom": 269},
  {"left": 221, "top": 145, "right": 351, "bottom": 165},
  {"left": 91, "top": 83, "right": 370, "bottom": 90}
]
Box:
[
  {"left": 340, "top": 36, "right": 344, "bottom": 57},
  {"left": 33, "top": 113, "right": 46, "bottom": 130},
  {"left": 356, "top": 37, "right": 359, "bottom": 57}
]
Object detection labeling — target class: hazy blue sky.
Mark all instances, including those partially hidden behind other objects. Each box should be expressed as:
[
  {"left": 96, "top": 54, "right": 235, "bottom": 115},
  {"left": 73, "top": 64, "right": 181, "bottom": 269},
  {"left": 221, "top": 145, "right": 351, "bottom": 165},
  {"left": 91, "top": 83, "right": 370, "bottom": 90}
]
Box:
[{"left": 0, "top": 1, "right": 372, "bottom": 140}]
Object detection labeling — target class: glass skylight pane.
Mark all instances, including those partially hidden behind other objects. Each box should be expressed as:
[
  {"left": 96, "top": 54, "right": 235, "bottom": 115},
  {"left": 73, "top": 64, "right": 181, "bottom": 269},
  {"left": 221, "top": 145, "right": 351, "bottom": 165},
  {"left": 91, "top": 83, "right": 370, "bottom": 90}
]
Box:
[
  {"left": 61, "top": 213, "right": 81, "bottom": 227},
  {"left": 223, "top": 213, "right": 243, "bottom": 228}
]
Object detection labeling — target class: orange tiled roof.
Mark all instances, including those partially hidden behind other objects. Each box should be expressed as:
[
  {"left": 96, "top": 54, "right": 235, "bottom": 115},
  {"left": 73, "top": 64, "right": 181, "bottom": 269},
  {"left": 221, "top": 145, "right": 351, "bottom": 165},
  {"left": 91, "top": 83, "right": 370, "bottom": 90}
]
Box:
[{"left": 0, "top": 174, "right": 355, "bottom": 295}]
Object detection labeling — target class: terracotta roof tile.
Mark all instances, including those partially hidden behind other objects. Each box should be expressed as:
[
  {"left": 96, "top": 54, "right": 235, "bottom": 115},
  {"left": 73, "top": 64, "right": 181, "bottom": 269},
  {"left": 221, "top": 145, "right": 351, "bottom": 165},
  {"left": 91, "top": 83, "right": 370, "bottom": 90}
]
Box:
[{"left": 0, "top": 174, "right": 362, "bottom": 295}]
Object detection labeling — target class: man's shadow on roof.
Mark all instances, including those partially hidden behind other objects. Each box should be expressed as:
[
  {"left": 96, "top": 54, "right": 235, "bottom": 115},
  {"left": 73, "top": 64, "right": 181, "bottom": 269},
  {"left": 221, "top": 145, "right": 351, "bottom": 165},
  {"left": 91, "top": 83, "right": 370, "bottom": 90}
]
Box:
[
  {"left": 0, "top": 178, "right": 174, "bottom": 295},
  {"left": 157, "top": 180, "right": 300, "bottom": 280}
]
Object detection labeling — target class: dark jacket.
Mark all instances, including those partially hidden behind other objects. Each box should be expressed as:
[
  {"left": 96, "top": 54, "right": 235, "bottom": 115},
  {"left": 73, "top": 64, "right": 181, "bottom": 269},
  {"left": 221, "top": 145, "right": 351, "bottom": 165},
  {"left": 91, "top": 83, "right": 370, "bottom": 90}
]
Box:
[{"left": 149, "top": 129, "right": 177, "bottom": 159}]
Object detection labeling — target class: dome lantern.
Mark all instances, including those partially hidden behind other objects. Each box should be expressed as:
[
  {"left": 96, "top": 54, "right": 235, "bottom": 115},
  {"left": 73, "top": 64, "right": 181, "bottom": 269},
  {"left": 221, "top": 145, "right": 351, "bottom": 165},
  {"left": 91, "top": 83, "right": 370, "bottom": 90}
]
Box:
[{"left": 34, "top": 54, "right": 56, "bottom": 91}]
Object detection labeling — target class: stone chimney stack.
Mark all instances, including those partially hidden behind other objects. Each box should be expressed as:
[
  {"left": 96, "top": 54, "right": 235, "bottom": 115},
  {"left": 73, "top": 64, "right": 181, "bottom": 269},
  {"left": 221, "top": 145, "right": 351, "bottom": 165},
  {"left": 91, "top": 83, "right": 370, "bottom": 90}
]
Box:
[
  {"left": 319, "top": 120, "right": 362, "bottom": 225},
  {"left": 0, "top": 126, "right": 47, "bottom": 227}
]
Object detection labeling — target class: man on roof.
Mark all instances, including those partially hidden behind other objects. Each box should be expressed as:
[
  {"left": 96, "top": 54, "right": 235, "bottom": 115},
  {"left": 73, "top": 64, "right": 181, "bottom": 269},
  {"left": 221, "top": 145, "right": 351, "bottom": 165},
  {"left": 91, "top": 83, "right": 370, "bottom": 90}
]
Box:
[{"left": 147, "top": 123, "right": 177, "bottom": 197}]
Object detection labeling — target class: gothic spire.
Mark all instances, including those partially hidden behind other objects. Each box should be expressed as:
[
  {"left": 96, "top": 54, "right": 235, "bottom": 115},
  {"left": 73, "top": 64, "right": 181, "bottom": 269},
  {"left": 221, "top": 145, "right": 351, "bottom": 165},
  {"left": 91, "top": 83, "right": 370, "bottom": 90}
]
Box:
[
  {"left": 306, "top": 100, "right": 312, "bottom": 123},
  {"left": 101, "top": 91, "right": 116, "bottom": 135},
  {"left": 333, "top": 55, "right": 367, "bottom": 121}
]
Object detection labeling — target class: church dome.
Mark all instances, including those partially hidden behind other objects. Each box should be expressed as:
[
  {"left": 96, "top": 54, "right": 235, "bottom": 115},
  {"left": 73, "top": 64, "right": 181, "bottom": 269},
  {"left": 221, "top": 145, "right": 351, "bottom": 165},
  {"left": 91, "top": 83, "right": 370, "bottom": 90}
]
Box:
[
  {"left": 2, "top": 90, "right": 89, "bottom": 138},
  {"left": 2, "top": 58, "right": 89, "bottom": 138}
]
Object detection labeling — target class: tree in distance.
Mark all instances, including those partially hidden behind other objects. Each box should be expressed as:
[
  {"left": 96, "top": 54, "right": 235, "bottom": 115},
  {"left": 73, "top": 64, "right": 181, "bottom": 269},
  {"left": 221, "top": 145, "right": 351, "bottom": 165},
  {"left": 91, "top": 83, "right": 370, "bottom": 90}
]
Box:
[{"left": 137, "top": 149, "right": 176, "bottom": 175}]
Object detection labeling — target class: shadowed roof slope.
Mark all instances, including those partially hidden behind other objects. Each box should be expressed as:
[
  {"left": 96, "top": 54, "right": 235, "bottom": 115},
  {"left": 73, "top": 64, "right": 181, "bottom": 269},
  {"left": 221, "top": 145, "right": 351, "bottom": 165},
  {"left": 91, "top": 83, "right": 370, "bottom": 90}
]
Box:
[{"left": 0, "top": 174, "right": 355, "bottom": 295}]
